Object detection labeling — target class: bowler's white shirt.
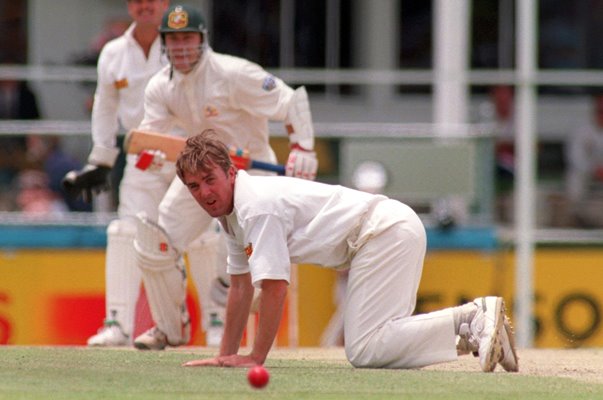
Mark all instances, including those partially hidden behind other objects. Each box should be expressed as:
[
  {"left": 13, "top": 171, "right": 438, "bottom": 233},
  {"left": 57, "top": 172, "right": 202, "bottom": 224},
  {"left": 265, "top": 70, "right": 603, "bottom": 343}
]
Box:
[{"left": 220, "top": 171, "right": 391, "bottom": 287}]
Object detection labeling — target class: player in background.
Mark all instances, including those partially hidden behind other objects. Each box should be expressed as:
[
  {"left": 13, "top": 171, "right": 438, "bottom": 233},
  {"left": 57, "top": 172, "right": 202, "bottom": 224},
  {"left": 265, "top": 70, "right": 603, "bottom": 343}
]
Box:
[
  {"left": 62, "top": 0, "right": 170, "bottom": 346},
  {"left": 131, "top": 4, "right": 318, "bottom": 350},
  {"left": 565, "top": 93, "right": 603, "bottom": 227},
  {"left": 176, "top": 132, "right": 518, "bottom": 372}
]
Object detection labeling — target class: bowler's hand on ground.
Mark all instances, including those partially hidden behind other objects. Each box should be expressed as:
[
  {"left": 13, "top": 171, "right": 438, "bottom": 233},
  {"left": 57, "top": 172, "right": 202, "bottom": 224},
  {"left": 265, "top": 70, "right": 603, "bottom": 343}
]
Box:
[{"left": 183, "top": 354, "right": 258, "bottom": 368}]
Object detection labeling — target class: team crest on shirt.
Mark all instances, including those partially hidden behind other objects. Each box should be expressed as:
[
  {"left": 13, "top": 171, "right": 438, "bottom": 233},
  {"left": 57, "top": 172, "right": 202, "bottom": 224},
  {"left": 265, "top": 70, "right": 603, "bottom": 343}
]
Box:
[
  {"left": 244, "top": 242, "right": 253, "bottom": 258},
  {"left": 168, "top": 7, "right": 188, "bottom": 30},
  {"left": 204, "top": 105, "right": 219, "bottom": 118},
  {"left": 262, "top": 75, "right": 276, "bottom": 91}
]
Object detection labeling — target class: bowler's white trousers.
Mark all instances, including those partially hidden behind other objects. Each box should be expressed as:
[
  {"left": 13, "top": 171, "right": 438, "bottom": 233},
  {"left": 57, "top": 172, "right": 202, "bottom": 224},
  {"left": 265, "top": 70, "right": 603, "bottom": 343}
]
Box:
[{"left": 343, "top": 199, "right": 458, "bottom": 368}]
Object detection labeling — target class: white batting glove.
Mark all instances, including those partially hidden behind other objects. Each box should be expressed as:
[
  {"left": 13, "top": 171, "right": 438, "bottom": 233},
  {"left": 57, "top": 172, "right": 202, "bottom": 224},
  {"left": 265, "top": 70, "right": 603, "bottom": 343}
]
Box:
[
  {"left": 135, "top": 149, "right": 166, "bottom": 171},
  {"left": 286, "top": 147, "right": 318, "bottom": 180}
]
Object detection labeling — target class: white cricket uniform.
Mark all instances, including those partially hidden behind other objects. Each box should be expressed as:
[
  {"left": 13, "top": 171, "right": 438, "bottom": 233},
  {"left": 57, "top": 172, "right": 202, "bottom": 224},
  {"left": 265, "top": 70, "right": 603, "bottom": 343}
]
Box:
[
  {"left": 90, "top": 23, "right": 169, "bottom": 339},
  {"left": 92, "top": 23, "right": 171, "bottom": 220},
  {"left": 221, "top": 171, "right": 458, "bottom": 369},
  {"left": 566, "top": 121, "right": 603, "bottom": 202},
  {"left": 139, "top": 47, "right": 295, "bottom": 250}
]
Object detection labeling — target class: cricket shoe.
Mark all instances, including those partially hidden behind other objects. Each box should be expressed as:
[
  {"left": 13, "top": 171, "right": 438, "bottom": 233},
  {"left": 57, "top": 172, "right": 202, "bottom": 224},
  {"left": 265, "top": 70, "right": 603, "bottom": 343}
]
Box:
[
  {"left": 87, "top": 320, "right": 129, "bottom": 347},
  {"left": 206, "top": 311, "right": 225, "bottom": 347},
  {"left": 498, "top": 315, "right": 519, "bottom": 372},
  {"left": 456, "top": 323, "right": 478, "bottom": 356},
  {"left": 457, "top": 315, "right": 519, "bottom": 372},
  {"left": 134, "top": 326, "right": 168, "bottom": 350},
  {"left": 134, "top": 322, "right": 191, "bottom": 351},
  {"left": 469, "top": 296, "right": 505, "bottom": 372}
]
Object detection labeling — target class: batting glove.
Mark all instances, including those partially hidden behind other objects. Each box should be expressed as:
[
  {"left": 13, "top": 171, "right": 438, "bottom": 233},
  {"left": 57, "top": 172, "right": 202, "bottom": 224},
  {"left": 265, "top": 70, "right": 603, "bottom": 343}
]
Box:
[
  {"left": 135, "top": 149, "right": 167, "bottom": 171},
  {"left": 286, "top": 145, "right": 318, "bottom": 180}
]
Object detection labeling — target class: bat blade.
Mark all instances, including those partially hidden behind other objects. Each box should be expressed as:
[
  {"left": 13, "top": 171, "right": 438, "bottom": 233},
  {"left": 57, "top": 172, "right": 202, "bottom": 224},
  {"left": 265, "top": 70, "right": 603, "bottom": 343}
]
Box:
[
  {"left": 125, "top": 129, "right": 186, "bottom": 162},
  {"left": 125, "top": 129, "right": 285, "bottom": 174}
]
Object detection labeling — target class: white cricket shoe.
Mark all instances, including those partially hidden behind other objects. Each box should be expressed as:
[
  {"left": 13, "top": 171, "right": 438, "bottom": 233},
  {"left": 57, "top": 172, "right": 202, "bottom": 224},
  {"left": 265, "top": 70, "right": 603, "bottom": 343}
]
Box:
[
  {"left": 134, "top": 326, "right": 168, "bottom": 351},
  {"left": 499, "top": 316, "right": 519, "bottom": 372},
  {"left": 456, "top": 323, "right": 478, "bottom": 356},
  {"left": 457, "top": 315, "right": 519, "bottom": 372},
  {"left": 87, "top": 321, "right": 129, "bottom": 347},
  {"left": 206, "top": 312, "right": 224, "bottom": 347},
  {"left": 469, "top": 296, "right": 505, "bottom": 372}
]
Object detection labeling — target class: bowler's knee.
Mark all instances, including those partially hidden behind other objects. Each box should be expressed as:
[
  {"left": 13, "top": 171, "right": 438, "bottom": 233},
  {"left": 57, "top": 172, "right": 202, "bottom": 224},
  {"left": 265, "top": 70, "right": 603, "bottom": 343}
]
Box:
[{"left": 345, "top": 341, "right": 373, "bottom": 368}]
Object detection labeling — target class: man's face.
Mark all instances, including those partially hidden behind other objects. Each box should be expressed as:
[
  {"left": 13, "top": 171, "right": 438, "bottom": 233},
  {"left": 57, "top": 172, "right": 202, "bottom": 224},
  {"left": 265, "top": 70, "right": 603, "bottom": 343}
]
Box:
[
  {"left": 182, "top": 162, "right": 236, "bottom": 218},
  {"left": 165, "top": 32, "right": 202, "bottom": 73},
  {"left": 127, "top": 0, "right": 169, "bottom": 27}
]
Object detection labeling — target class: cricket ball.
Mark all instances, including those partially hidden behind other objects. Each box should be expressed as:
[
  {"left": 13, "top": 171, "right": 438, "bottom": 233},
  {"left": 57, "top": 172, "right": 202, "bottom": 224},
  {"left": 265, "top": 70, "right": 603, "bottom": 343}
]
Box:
[{"left": 247, "top": 365, "right": 270, "bottom": 389}]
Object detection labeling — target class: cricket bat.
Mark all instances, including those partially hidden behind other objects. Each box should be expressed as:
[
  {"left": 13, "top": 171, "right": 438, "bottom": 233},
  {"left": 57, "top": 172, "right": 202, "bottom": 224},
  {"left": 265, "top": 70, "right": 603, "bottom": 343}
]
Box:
[{"left": 124, "top": 129, "right": 286, "bottom": 174}]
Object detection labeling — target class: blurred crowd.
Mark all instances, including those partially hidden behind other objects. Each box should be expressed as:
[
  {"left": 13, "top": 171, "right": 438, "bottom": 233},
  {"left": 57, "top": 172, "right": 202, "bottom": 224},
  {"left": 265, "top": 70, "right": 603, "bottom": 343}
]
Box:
[
  {"left": 0, "top": 17, "right": 130, "bottom": 215},
  {"left": 0, "top": 79, "right": 86, "bottom": 214},
  {"left": 2, "top": 15, "right": 603, "bottom": 227}
]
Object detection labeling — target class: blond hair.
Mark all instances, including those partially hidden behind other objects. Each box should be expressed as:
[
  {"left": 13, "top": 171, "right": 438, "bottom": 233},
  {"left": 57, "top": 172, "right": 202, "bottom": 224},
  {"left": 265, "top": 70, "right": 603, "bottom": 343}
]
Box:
[{"left": 176, "top": 129, "right": 233, "bottom": 181}]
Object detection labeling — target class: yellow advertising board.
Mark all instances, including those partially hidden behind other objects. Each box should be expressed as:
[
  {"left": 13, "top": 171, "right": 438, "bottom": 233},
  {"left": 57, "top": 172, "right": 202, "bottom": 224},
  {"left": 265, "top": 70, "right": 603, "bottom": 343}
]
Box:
[
  {"left": 0, "top": 249, "right": 300, "bottom": 347},
  {"left": 418, "top": 248, "right": 603, "bottom": 348},
  {"left": 1, "top": 247, "right": 603, "bottom": 347}
]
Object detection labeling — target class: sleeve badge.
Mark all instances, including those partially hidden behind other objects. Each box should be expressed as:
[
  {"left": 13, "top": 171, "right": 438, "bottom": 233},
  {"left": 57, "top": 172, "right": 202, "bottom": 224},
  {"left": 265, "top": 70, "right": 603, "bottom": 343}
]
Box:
[
  {"left": 262, "top": 75, "right": 277, "bottom": 91},
  {"left": 244, "top": 242, "right": 253, "bottom": 258}
]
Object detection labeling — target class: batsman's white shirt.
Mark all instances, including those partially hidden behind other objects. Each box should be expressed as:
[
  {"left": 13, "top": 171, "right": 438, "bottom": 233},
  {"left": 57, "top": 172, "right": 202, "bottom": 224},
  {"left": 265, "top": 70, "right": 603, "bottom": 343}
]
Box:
[
  {"left": 140, "top": 47, "right": 294, "bottom": 165},
  {"left": 221, "top": 171, "right": 458, "bottom": 369}
]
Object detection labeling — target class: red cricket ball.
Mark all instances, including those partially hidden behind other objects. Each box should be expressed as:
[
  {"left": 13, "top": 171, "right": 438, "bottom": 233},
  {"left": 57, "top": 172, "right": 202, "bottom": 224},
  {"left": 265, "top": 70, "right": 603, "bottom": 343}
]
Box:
[{"left": 247, "top": 365, "right": 270, "bottom": 389}]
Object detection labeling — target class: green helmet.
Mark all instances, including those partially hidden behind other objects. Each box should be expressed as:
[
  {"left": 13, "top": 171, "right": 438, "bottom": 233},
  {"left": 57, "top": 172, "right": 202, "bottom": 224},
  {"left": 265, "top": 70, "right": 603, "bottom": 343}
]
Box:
[{"left": 159, "top": 4, "right": 206, "bottom": 35}]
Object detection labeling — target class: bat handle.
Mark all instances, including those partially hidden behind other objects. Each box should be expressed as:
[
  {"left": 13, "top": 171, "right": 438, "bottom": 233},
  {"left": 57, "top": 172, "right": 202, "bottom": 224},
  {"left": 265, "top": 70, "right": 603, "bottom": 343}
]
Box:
[{"left": 249, "top": 160, "right": 286, "bottom": 175}]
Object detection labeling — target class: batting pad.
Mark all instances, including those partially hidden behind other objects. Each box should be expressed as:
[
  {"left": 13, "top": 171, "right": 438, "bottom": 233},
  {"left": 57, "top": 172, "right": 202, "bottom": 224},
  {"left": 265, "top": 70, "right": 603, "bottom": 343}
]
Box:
[
  {"left": 186, "top": 227, "right": 228, "bottom": 331},
  {"left": 105, "top": 219, "right": 140, "bottom": 337},
  {"left": 134, "top": 212, "right": 190, "bottom": 345}
]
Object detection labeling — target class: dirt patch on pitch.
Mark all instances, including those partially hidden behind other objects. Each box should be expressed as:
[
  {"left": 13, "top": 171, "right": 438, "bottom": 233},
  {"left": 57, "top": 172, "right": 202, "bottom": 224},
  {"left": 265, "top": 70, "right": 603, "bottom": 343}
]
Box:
[
  {"left": 425, "top": 348, "right": 603, "bottom": 384},
  {"left": 268, "top": 347, "right": 603, "bottom": 384}
]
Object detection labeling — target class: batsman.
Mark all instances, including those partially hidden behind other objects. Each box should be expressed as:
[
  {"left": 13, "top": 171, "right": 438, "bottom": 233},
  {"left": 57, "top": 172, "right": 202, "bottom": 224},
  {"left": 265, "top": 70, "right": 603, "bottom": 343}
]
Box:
[{"left": 130, "top": 4, "right": 317, "bottom": 350}]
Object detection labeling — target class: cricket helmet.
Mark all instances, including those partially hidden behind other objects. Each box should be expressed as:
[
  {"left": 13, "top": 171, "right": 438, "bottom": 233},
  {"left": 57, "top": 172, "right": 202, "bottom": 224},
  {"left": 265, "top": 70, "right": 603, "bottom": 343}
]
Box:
[{"left": 159, "top": 4, "right": 206, "bottom": 35}]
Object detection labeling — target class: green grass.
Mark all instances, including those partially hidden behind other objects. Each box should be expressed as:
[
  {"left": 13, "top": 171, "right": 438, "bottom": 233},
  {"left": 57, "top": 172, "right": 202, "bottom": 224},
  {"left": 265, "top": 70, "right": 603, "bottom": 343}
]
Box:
[{"left": 0, "top": 347, "right": 602, "bottom": 400}]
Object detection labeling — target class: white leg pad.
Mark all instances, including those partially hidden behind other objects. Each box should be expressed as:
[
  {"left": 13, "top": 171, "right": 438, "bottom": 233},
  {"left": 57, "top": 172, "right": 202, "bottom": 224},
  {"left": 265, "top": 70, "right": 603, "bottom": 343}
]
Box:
[
  {"left": 186, "top": 223, "right": 228, "bottom": 331},
  {"left": 134, "top": 212, "right": 190, "bottom": 345},
  {"left": 105, "top": 219, "right": 140, "bottom": 338}
]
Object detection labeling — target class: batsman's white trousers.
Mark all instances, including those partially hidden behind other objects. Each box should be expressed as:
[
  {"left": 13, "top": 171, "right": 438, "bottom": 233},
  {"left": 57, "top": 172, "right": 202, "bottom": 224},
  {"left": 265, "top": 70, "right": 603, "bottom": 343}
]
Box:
[
  {"left": 119, "top": 155, "right": 177, "bottom": 219},
  {"left": 344, "top": 199, "right": 458, "bottom": 368}
]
